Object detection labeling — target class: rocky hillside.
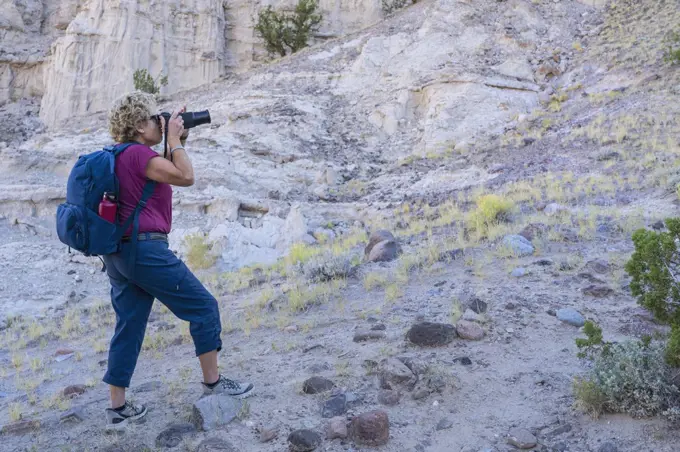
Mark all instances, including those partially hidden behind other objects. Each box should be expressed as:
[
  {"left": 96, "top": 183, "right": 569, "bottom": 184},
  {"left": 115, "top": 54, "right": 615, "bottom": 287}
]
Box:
[{"left": 2, "top": 0, "right": 680, "bottom": 451}]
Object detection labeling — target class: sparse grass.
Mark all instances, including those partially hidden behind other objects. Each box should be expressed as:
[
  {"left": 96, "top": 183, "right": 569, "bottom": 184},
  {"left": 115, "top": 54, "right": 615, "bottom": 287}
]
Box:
[
  {"left": 185, "top": 234, "right": 217, "bottom": 270},
  {"left": 450, "top": 299, "right": 464, "bottom": 323},
  {"left": 9, "top": 402, "right": 22, "bottom": 421},
  {"left": 94, "top": 340, "right": 108, "bottom": 354},
  {"left": 385, "top": 283, "right": 403, "bottom": 302},
  {"left": 58, "top": 309, "right": 82, "bottom": 340},
  {"left": 42, "top": 393, "right": 71, "bottom": 411},
  {"left": 29, "top": 357, "right": 43, "bottom": 373},
  {"left": 335, "top": 361, "right": 351, "bottom": 377},
  {"left": 12, "top": 353, "right": 24, "bottom": 370},
  {"left": 364, "top": 271, "right": 389, "bottom": 290},
  {"left": 467, "top": 194, "right": 514, "bottom": 240}
]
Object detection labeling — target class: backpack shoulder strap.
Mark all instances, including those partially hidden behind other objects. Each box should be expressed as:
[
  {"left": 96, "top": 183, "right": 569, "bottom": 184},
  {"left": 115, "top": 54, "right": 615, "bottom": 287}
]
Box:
[
  {"left": 111, "top": 142, "right": 138, "bottom": 156},
  {"left": 117, "top": 179, "right": 156, "bottom": 275}
]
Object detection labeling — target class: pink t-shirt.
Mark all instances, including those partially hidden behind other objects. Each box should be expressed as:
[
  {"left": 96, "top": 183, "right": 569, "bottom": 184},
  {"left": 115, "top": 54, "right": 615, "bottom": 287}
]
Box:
[{"left": 115, "top": 143, "right": 172, "bottom": 235}]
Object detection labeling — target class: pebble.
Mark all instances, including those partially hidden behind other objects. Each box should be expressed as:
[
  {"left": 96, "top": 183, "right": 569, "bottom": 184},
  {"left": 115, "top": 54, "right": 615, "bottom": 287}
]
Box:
[
  {"left": 326, "top": 417, "right": 348, "bottom": 439},
  {"left": 436, "top": 418, "right": 453, "bottom": 431},
  {"left": 455, "top": 320, "right": 485, "bottom": 340},
  {"left": 502, "top": 235, "right": 534, "bottom": 257},
  {"left": 288, "top": 429, "right": 322, "bottom": 451},
  {"left": 259, "top": 426, "right": 279, "bottom": 443},
  {"left": 511, "top": 267, "right": 528, "bottom": 277},
  {"left": 507, "top": 428, "right": 537, "bottom": 449}
]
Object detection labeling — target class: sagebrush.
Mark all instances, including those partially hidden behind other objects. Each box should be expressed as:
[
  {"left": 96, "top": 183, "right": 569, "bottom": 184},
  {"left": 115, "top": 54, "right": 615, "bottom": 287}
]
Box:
[
  {"left": 254, "top": 0, "right": 322, "bottom": 57},
  {"left": 573, "top": 338, "right": 680, "bottom": 422}
]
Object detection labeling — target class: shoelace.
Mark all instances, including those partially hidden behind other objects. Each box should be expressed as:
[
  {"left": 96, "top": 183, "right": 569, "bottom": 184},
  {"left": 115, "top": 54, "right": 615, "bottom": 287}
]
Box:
[{"left": 220, "top": 378, "right": 239, "bottom": 390}]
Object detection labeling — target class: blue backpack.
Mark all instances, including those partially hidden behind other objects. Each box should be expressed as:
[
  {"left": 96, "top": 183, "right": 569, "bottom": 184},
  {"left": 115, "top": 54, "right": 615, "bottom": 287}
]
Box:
[{"left": 56, "top": 142, "right": 156, "bottom": 263}]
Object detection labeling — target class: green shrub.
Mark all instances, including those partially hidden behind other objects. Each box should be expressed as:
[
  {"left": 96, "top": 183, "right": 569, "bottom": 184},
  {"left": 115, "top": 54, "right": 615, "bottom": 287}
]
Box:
[
  {"left": 381, "top": 0, "right": 415, "bottom": 15},
  {"left": 575, "top": 320, "right": 611, "bottom": 360},
  {"left": 133, "top": 69, "right": 168, "bottom": 95},
  {"left": 625, "top": 219, "right": 680, "bottom": 326},
  {"left": 254, "top": 0, "right": 322, "bottom": 57}
]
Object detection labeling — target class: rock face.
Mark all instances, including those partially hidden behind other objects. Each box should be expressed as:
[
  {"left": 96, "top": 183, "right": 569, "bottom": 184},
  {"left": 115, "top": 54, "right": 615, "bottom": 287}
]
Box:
[{"left": 0, "top": 0, "right": 384, "bottom": 128}]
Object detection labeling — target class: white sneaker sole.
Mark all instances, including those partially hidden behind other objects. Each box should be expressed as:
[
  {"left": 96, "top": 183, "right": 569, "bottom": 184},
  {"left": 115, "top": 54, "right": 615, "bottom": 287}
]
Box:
[
  {"left": 104, "top": 407, "right": 148, "bottom": 432},
  {"left": 203, "top": 386, "right": 255, "bottom": 399}
]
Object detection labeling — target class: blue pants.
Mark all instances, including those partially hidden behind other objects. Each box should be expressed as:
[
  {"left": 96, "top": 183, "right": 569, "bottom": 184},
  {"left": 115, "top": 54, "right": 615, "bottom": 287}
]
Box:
[{"left": 101, "top": 239, "right": 222, "bottom": 388}]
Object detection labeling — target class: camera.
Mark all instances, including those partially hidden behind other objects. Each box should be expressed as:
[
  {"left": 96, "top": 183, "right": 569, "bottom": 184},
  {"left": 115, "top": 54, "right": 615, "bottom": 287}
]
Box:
[{"left": 158, "top": 110, "right": 211, "bottom": 129}]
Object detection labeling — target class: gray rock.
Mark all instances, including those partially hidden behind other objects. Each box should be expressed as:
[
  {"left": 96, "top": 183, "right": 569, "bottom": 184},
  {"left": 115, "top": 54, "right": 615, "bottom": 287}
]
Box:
[
  {"left": 512, "top": 267, "right": 528, "bottom": 277},
  {"left": 367, "top": 240, "right": 402, "bottom": 262},
  {"left": 598, "top": 442, "right": 619, "bottom": 452},
  {"left": 59, "top": 406, "right": 85, "bottom": 423},
  {"left": 455, "top": 320, "right": 485, "bottom": 340},
  {"left": 407, "top": 322, "right": 457, "bottom": 346},
  {"left": 156, "top": 423, "right": 197, "bottom": 448},
  {"left": 353, "top": 330, "right": 386, "bottom": 342},
  {"left": 507, "top": 427, "right": 537, "bottom": 449},
  {"left": 519, "top": 223, "right": 548, "bottom": 241},
  {"left": 466, "top": 297, "right": 488, "bottom": 313},
  {"left": 503, "top": 235, "right": 534, "bottom": 257},
  {"left": 396, "top": 356, "right": 429, "bottom": 376},
  {"left": 322, "top": 394, "right": 347, "bottom": 418},
  {"left": 1, "top": 420, "right": 40, "bottom": 435},
  {"left": 585, "top": 259, "right": 610, "bottom": 274},
  {"left": 192, "top": 395, "right": 241, "bottom": 431},
  {"left": 582, "top": 285, "right": 613, "bottom": 297},
  {"left": 259, "top": 426, "right": 279, "bottom": 443},
  {"left": 379, "top": 358, "right": 416, "bottom": 390},
  {"left": 63, "top": 384, "right": 87, "bottom": 398},
  {"left": 436, "top": 418, "right": 453, "bottom": 431},
  {"left": 349, "top": 410, "right": 390, "bottom": 446},
  {"left": 288, "top": 429, "right": 322, "bottom": 451},
  {"left": 378, "top": 389, "right": 401, "bottom": 405},
  {"left": 326, "top": 417, "right": 348, "bottom": 439},
  {"left": 196, "top": 438, "right": 237, "bottom": 451},
  {"left": 364, "top": 230, "right": 396, "bottom": 257},
  {"left": 556, "top": 308, "right": 585, "bottom": 327},
  {"left": 302, "top": 376, "right": 335, "bottom": 394}
]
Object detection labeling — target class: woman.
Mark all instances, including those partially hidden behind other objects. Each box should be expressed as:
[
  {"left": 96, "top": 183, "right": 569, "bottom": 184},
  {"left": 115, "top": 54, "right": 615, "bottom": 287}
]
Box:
[{"left": 102, "top": 91, "right": 253, "bottom": 431}]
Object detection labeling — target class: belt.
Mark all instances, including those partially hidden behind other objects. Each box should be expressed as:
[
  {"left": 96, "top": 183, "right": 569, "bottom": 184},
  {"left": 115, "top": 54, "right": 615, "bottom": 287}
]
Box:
[{"left": 121, "top": 232, "right": 168, "bottom": 243}]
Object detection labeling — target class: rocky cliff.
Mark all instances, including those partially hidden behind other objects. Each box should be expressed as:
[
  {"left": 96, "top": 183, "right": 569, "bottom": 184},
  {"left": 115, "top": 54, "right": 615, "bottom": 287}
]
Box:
[{"left": 1, "top": 0, "right": 383, "bottom": 129}]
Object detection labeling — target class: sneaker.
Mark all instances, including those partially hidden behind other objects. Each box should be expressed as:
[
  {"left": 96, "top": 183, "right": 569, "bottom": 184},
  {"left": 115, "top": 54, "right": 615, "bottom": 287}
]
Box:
[
  {"left": 202, "top": 375, "right": 254, "bottom": 399},
  {"left": 104, "top": 401, "right": 148, "bottom": 431}
]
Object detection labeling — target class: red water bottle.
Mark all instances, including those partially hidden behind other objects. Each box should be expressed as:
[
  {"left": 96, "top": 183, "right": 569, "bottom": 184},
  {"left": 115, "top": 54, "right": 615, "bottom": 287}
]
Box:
[{"left": 99, "top": 192, "right": 118, "bottom": 223}]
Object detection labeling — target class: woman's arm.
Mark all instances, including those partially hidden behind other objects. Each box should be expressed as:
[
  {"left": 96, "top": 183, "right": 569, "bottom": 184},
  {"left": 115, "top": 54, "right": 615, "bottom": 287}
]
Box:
[{"left": 145, "top": 109, "right": 195, "bottom": 187}]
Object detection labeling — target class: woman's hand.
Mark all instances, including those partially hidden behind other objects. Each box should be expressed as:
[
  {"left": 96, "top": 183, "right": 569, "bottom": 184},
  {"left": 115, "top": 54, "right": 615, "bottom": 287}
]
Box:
[{"left": 159, "top": 108, "right": 185, "bottom": 145}]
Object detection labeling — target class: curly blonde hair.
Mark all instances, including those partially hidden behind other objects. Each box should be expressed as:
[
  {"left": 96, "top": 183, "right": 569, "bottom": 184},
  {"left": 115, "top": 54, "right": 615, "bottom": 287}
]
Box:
[{"left": 108, "top": 91, "right": 157, "bottom": 143}]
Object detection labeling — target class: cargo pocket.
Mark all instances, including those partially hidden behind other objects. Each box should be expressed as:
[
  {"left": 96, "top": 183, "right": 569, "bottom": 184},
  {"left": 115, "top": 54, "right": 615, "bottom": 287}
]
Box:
[
  {"left": 86, "top": 209, "right": 120, "bottom": 256},
  {"left": 56, "top": 203, "right": 88, "bottom": 252}
]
